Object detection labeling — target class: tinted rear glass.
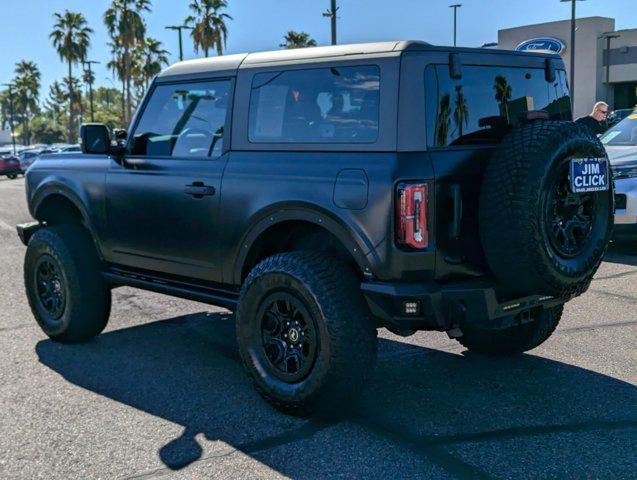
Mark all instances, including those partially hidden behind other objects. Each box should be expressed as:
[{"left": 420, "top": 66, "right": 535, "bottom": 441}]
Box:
[
  {"left": 425, "top": 65, "right": 571, "bottom": 147},
  {"left": 248, "top": 65, "right": 380, "bottom": 144}
]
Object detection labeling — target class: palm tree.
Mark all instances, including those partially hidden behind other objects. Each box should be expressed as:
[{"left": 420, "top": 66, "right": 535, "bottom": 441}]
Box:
[
  {"left": 453, "top": 85, "right": 469, "bottom": 138},
  {"left": 13, "top": 61, "right": 41, "bottom": 145},
  {"left": 280, "top": 31, "right": 317, "bottom": 49},
  {"left": 50, "top": 10, "right": 92, "bottom": 143},
  {"left": 435, "top": 93, "right": 452, "bottom": 147},
  {"left": 0, "top": 90, "right": 12, "bottom": 131},
  {"left": 104, "top": 0, "right": 151, "bottom": 125},
  {"left": 44, "top": 81, "right": 67, "bottom": 125},
  {"left": 494, "top": 75, "right": 512, "bottom": 122},
  {"left": 107, "top": 41, "right": 127, "bottom": 126},
  {"left": 186, "top": 0, "right": 232, "bottom": 57},
  {"left": 134, "top": 37, "right": 169, "bottom": 92}
]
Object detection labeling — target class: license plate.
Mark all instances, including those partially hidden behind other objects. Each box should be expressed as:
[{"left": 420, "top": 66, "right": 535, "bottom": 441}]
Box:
[{"left": 570, "top": 157, "right": 609, "bottom": 193}]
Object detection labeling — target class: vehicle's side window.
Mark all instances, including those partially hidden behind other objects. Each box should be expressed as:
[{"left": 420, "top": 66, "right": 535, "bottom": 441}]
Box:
[
  {"left": 248, "top": 65, "right": 380, "bottom": 144},
  {"left": 131, "top": 80, "right": 232, "bottom": 158},
  {"left": 425, "top": 65, "right": 572, "bottom": 147}
]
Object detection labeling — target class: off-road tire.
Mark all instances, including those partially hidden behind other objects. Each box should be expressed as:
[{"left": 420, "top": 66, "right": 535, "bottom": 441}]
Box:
[
  {"left": 480, "top": 120, "right": 614, "bottom": 297},
  {"left": 24, "top": 224, "right": 111, "bottom": 343},
  {"left": 236, "top": 251, "right": 378, "bottom": 416},
  {"left": 457, "top": 305, "right": 563, "bottom": 356}
]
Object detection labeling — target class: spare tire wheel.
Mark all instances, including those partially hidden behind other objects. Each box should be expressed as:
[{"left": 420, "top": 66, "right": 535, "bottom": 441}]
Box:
[{"left": 479, "top": 120, "right": 614, "bottom": 297}]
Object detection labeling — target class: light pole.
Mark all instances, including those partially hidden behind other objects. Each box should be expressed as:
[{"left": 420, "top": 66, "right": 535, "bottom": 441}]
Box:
[
  {"left": 1, "top": 83, "right": 16, "bottom": 154},
  {"left": 165, "top": 25, "right": 193, "bottom": 62},
  {"left": 599, "top": 32, "right": 620, "bottom": 85},
  {"left": 560, "top": 0, "right": 586, "bottom": 109},
  {"left": 82, "top": 60, "right": 100, "bottom": 123},
  {"left": 323, "top": 0, "right": 338, "bottom": 46},
  {"left": 449, "top": 4, "right": 462, "bottom": 47}
]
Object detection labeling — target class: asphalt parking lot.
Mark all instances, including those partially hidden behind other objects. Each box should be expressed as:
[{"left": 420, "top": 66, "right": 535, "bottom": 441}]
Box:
[{"left": 0, "top": 176, "right": 635, "bottom": 479}]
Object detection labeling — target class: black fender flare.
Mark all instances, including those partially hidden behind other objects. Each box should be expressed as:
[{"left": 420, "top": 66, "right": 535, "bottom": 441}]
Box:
[
  {"left": 232, "top": 204, "right": 379, "bottom": 285},
  {"left": 30, "top": 182, "right": 104, "bottom": 259}
]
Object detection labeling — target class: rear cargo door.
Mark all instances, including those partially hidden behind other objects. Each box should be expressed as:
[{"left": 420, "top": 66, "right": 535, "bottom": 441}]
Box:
[{"left": 400, "top": 51, "right": 571, "bottom": 279}]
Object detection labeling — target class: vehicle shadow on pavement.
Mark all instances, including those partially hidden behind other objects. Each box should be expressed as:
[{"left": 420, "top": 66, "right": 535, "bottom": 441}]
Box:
[
  {"left": 605, "top": 242, "right": 637, "bottom": 266},
  {"left": 36, "top": 312, "right": 637, "bottom": 479}
]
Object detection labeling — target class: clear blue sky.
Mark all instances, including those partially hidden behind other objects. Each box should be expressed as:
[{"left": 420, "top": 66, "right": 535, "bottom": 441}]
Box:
[{"left": 1, "top": 0, "right": 635, "bottom": 95}]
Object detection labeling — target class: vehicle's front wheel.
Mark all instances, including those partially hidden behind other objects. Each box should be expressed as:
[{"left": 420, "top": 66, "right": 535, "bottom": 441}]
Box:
[
  {"left": 7, "top": 173, "right": 17, "bottom": 180},
  {"left": 456, "top": 305, "right": 563, "bottom": 356},
  {"left": 24, "top": 224, "right": 111, "bottom": 343},
  {"left": 236, "top": 252, "right": 377, "bottom": 416}
]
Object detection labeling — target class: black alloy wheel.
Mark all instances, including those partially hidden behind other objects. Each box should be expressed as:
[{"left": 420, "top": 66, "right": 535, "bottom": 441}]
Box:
[
  {"left": 258, "top": 292, "right": 319, "bottom": 383},
  {"left": 35, "top": 255, "right": 66, "bottom": 320},
  {"left": 545, "top": 162, "right": 598, "bottom": 259}
]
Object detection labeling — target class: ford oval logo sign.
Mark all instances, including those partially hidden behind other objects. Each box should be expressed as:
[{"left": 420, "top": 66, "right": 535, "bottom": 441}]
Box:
[{"left": 516, "top": 38, "right": 566, "bottom": 55}]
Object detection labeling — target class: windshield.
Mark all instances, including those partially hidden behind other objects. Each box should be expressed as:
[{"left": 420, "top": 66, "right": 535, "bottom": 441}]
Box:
[{"left": 601, "top": 111, "right": 637, "bottom": 146}]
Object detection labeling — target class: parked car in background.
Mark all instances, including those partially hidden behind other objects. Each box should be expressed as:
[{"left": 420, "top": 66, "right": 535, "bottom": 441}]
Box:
[
  {"left": 607, "top": 109, "right": 635, "bottom": 130},
  {"left": 0, "top": 153, "right": 21, "bottom": 179},
  {"left": 602, "top": 112, "right": 637, "bottom": 241},
  {"left": 18, "top": 150, "right": 41, "bottom": 172},
  {"left": 57, "top": 145, "right": 81, "bottom": 153}
]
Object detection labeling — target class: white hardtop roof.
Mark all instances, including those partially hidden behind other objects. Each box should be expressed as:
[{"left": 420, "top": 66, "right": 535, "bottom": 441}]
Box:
[{"left": 158, "top": 41, "right": 429, "bottom": 78}]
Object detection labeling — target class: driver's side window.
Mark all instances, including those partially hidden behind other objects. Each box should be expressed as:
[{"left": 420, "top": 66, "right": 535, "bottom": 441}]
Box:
[{"left": 131, "top": 79, "right": 231, "bottom": 158}]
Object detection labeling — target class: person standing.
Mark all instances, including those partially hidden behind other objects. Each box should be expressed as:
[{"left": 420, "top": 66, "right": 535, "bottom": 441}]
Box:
[{"left": 575, "top": 101, "right": 610, "bottom": 135}]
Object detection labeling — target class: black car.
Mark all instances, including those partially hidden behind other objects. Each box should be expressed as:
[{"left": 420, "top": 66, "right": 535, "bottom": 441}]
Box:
[{"left": 17, "top": 41, "right": 614, "bottom": 415}]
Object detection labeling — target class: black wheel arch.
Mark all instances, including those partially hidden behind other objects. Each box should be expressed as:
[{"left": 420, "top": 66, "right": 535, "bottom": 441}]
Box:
[
  {"left": 232, "top": 203, "right": 378, "bottom": 285},
  {"left": 30, "top": 184, "right": 104, "bottom": 260}
]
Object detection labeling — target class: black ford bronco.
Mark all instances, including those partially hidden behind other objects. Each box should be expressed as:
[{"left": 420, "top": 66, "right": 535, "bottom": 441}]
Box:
[{"left": 18, "top": 41, "right": 614, "bottom": 415}]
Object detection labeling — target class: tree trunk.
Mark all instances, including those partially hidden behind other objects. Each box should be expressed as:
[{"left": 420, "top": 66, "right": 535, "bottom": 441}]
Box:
[
  {"left": 25, "top": 114, "right": 30, "bottom": 146},
  {"left": 121, "top": 77, "right": 126, "bottom": 127},
  {"left": 124, "top": 45, "right": 132, "bottom": 127},
  {"left": 68, "top": 60, "right": 75, "bottom": 143}
]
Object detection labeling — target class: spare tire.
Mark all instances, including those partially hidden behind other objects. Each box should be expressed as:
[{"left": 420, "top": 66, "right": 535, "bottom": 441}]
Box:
[{"left": 480, "top": 120, "right": 614, "bottom": 297}]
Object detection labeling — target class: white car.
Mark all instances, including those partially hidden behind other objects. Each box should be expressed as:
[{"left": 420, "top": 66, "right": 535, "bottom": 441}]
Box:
[{"left": 602, "top": 112, "right": 637, "bottom": 241}]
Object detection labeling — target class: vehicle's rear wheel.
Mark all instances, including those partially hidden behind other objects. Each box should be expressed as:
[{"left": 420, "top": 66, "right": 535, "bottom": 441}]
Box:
[
  {"left": 7, "top": 173, "right": 17, "bottom": 180},
  {"left": 456, "top": 305, "right": 563, "bottom": 356},
  {"left": 24, "top": 224, "right": 111, "bottom": 343},
  {"left": 480, "top": 121, "right": 614, "bottom": 297},
  {"left": 236, "top": 251, "right": 377, "bottom": 416}
]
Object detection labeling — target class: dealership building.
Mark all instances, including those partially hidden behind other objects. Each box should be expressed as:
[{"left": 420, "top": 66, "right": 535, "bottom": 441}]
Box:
[{"left": 495, "top": 17, "right": 637, "bottom": 119}]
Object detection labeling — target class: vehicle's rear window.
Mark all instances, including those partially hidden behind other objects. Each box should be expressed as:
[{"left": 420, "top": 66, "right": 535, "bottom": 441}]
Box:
[
  {"left": 601, "top": 112, "right": 637, "bottom": 146},
  {"left": 248, "top": 65, "right": 380, "bottom": 144},
  {"left": 425, "top": 65, "right": 572, "bottom": 147}
]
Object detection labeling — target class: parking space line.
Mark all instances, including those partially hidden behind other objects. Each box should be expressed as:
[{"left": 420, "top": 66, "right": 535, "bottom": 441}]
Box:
[
  {"left": 559, "top": 320, "right": 637, "bottom": 333},
  {"left": 594, "top": 270, "right": 637, "bottom": 281},
  {"left": 0, "top": 219, "right": 15, "bottom": 232},
  {"left": 590, "top": 289, "right": 637, "bottom": 303}
]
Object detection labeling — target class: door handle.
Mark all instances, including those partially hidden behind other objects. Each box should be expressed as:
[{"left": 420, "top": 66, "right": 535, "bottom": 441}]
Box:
[{"left": 185, "top": 182, "right": 216, "bottom": 198}]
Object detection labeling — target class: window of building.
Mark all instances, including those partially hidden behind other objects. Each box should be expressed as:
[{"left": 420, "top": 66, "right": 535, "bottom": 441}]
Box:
[
  {"left": 248, "top": 65, "right": 380, "bottom": 144},
  {"left": 131, "top": 80, "right": 231, "bottom": 158},
  {"left": 425, "top": 65, "right": 572, "bottom": 147}
]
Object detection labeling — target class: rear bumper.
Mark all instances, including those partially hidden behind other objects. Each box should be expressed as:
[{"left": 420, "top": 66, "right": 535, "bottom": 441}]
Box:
[{"left": 361, "top": 280, "right": 568, "bottom": 332}]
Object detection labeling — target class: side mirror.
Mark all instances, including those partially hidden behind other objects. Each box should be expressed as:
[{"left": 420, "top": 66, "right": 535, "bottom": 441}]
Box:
[{"left": 80, "top": 124, "right": 111, "bottom": 154}]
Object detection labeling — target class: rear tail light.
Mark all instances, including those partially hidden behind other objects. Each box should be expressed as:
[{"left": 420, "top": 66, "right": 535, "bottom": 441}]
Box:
[{"left": 396, "top": 182, "right": 429, "bottom": 250}]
